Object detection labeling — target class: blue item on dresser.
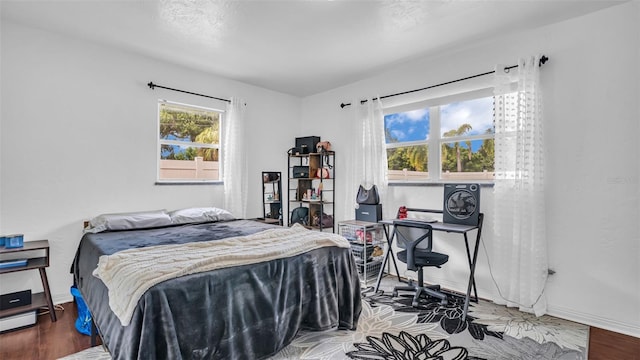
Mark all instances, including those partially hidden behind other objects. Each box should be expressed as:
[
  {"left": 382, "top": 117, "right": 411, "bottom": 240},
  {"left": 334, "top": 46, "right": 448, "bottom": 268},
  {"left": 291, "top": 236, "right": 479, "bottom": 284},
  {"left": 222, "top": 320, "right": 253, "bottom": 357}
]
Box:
[{"left": 4, "top": 234, "right": 24, "bottom": 249}]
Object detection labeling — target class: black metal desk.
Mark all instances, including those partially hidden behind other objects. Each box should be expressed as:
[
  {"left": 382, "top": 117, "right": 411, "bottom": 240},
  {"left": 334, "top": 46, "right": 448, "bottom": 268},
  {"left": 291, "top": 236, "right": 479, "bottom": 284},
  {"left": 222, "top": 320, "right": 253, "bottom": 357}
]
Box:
[{"left": 376, "top": 209, "right": 484, "bottom": 321}]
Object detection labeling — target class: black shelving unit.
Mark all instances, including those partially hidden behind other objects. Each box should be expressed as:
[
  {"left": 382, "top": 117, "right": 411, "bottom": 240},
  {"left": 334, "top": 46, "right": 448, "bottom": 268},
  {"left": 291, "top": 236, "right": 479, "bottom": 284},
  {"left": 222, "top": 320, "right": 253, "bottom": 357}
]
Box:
[
  {"left": 261, "top": 171, "right": 282, "bottom": 225},
  {"left": 287, "top": 151, "right": 335, "bottom": 232}
]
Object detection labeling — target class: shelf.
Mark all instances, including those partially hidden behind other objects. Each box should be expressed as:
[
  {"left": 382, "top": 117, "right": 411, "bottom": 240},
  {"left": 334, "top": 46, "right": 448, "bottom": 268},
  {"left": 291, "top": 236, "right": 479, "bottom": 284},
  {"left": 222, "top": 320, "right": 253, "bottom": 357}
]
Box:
[
  {"left": 339, "top": 219, "right": 382, "bottom": 229},
  {"left": 288, "top": 151, "right": 335, "bottom": 232},
  {"left": 289, "top": 177, "right": 334, "bottom": 180},
  {"left": 288, "top": 151, "right": 335, "bottom": 157},
  {"left": 252, "top": 218, "right": 281, "bottom": 225},
  {"left": 0, "top": 292, "right": 47, "bottom": 319},
  {"left": 0, "top": 240, "right": 49, "bottom": 254},
  {"left": 289, "top": 200, "right": 334, "bottom": 205},
  {"left": 0, "top": 239, "right": 56, "bottom": 322},
  {"left": 0, "top": 257, "right": 48, "bottom": 275},
  {"left": 302, "top": 224, "right": 335, "bottom": 231}
]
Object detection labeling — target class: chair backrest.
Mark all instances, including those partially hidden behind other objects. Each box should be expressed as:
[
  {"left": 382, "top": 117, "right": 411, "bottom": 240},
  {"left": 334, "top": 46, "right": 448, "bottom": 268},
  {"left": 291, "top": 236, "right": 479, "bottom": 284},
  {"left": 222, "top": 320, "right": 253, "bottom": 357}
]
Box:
[
  {"left": 394, "top": 222, "right": 433, "bottom": 251},
  {"left": 393, "top": 220, "right": 434, "bottom": 271}
]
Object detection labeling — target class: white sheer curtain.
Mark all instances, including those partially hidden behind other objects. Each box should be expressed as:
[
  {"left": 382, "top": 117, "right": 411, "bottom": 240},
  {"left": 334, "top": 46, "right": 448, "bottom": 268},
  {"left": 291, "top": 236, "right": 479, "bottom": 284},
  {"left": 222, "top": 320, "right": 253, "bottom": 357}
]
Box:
[
  {"left": 223, "top": 97, "right": 248, "bottom": 218},
  {"left": 343, "top": 98, "right": 388, "bottom": 219},
  {"left": 492, "top": 56, "right": 547, "bottom": 316}
]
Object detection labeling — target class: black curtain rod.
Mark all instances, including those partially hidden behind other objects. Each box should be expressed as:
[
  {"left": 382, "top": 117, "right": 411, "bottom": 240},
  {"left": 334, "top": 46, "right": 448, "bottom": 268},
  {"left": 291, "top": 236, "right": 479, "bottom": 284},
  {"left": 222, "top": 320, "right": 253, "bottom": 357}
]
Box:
[
  {"left": 148, "top": 82, "right": 231, "bottom": 103},
  {"left": 339, "top": 55, "right": 548, "bottom": 108}
]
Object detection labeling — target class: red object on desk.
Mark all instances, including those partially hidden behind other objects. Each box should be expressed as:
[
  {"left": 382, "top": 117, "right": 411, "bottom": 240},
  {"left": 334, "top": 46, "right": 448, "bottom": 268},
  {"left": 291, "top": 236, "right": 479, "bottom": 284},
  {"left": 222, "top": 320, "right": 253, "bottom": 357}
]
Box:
[{"left": 397, "top": 206, "right": 408, "bottom": 219}]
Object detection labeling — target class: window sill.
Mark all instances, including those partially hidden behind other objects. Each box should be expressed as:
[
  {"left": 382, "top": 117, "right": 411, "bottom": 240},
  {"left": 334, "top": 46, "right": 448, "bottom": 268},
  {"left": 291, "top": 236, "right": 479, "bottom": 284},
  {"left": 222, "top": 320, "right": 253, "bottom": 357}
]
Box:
[
  {"left": 388, "top": 181, "right": 494, "bottom": 187},
  {"left": 155, "top": 181, "right": 223, "bottom": 186}
]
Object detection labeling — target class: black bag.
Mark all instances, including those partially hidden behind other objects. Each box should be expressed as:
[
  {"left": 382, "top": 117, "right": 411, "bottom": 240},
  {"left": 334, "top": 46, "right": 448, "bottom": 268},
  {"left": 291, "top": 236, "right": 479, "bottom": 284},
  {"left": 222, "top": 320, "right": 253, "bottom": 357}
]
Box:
[
  {"left": 356, "top": 184, "right": 380, "bottom": 205},
  {"left": 293, "top": 166, "right": 309, "bottom": 178},
  {"left": 291, "top": 207, "right": 309, "bottom": 225}
]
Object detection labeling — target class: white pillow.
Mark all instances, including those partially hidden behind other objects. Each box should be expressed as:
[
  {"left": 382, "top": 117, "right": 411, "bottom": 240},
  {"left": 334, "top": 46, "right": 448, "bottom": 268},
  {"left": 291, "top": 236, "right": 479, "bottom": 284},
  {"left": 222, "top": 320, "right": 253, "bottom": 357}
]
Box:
[
  {"left": 168, "top": 207, "right": 235, "bottom": 225},
  {"left": 85, "top": 210, "right": 172, "bottom": 233}
]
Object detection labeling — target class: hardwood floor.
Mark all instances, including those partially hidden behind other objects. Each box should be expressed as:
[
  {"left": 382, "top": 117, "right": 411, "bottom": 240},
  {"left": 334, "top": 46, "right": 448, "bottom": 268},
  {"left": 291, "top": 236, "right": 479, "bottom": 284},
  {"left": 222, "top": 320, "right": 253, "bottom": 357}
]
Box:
[
  {"left": 589, "top": 327, "right": 640, "bottom": 360},
  {"left": 0, "top": 302, "right": 100, "bottom": 360},
  {"left": 1, "top": 301, "right": 638, "bottom": 359}
]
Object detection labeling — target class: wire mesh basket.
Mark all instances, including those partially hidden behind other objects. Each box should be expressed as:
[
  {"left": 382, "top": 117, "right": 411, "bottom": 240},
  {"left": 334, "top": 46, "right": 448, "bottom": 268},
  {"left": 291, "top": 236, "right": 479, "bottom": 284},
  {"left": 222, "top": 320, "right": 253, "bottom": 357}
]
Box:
[
  {"left": 338, "top": 223, "right": 384, "bottom": 244},
  {"left": 339, "top": 225, "right": 358, "bottom": 242},
  {"left": 350, "top": 243, "right": 374, "bottom": 260},
  {"left": 356, "top": 260, "right": 382, "bottom": 283}
]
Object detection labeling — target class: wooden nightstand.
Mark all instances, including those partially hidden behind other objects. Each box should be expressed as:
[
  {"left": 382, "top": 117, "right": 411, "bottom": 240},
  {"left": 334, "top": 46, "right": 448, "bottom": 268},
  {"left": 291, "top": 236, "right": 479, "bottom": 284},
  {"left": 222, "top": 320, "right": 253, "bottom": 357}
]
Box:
[{"left": 0, "top": 240, "right": 56, "bottom": 322}]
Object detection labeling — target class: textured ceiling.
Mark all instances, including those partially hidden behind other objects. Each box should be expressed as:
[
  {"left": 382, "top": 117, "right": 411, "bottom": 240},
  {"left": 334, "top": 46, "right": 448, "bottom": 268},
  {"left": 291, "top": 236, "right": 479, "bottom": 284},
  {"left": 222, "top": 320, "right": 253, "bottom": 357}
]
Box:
[{"left": 1, "top": 0, "right": 624, "bottom": 96}]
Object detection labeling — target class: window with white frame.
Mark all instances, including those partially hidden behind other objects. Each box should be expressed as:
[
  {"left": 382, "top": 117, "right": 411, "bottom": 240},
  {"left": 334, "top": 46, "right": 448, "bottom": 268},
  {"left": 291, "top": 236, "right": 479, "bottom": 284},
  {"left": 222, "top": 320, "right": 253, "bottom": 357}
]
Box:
[
  {"left": 384, "top": 91, "right": 495, "bottom": 182},
  {"left": 157, "top": 100, "right": 223, "bottom": 182}
]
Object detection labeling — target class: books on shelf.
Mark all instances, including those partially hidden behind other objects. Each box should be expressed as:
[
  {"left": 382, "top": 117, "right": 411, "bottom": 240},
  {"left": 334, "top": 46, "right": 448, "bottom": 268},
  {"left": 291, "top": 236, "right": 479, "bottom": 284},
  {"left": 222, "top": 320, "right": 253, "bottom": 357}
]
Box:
[{"left": 0, "top": 259, "right": 28, "bottom": 269}]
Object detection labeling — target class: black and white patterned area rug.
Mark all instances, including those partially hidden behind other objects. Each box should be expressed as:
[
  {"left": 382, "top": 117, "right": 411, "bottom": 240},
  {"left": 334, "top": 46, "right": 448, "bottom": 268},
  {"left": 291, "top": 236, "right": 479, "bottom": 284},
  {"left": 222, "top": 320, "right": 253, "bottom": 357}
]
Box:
[
  {"left": 271, "top": 287, "right": 587, "bottom": 360},
  {"left": 60, "top": 286, "right": 588, "bottom": 360}
]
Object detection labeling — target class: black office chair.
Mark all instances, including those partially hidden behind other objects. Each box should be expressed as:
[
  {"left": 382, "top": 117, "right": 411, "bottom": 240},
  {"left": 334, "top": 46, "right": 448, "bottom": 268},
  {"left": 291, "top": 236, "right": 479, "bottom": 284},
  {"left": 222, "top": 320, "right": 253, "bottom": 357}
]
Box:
[{"left": 392, "top": 220, "right": 449, "bottom": 307}]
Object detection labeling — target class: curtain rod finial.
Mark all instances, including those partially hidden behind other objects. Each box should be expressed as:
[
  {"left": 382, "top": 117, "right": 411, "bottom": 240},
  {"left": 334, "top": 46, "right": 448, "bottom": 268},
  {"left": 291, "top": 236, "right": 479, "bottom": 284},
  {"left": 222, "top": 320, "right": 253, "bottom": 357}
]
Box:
[
  {"left": 539, "top": 55, "right": 549, "bottom": 66},
  {"left": 148, "top": 82, "right": 155, "bottom": 90}
]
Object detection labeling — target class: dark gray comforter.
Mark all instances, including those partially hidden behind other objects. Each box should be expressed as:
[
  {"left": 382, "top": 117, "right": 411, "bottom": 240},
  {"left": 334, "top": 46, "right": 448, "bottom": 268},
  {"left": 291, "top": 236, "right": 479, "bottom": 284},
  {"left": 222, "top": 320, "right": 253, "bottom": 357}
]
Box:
[{"left": 72, "top": 220, "right": 362, "bottom": 359}]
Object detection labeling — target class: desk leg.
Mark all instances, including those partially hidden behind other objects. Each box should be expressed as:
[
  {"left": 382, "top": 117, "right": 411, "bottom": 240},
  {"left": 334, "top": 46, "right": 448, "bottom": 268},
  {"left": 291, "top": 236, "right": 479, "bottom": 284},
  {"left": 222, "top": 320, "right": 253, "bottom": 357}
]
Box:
[
  {"left": 462, "top": 233, "right": 479, "bottom": 303},
  {"left": 462, "top": 216, "right": 483, "bottom": 322},
  {"left": 38, "top": 268, "right": 57, "bottom": 322},
  {"left": 374, "top": 225, "right": 401, "bottom": 292}
]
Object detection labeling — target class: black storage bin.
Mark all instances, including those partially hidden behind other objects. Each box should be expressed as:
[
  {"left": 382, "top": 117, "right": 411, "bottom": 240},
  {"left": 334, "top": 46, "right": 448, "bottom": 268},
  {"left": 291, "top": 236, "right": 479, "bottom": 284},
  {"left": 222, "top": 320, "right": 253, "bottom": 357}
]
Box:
[
  {"left": 293, "top": 166, "right": 309, "bottom": 178},
  {"left": 295, "top": 136, "right": 321, "bottom": 154},
  {"left": 356, "top": 204, "right": 382, "bottom": 222}
]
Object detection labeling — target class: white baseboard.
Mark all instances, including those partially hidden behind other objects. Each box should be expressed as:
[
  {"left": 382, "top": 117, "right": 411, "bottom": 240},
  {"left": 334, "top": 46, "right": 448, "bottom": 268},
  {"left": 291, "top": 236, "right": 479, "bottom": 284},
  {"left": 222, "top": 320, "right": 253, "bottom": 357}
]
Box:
[{"left": 53, "top": 293, "right": 73, "bottom": 306}]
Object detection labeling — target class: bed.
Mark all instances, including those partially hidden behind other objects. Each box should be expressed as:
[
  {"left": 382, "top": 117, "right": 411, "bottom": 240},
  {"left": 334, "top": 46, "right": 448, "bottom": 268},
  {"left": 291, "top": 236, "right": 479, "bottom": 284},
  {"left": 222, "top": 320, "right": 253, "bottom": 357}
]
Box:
[{"left": 71, "top": 208, "right": 362, "bottom": 360}]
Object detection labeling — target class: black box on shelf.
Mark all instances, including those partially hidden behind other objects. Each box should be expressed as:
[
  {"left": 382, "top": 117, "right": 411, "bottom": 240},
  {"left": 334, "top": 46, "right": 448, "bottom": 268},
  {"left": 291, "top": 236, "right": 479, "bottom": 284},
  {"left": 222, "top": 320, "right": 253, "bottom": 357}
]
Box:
[
  {"left": 295, "top": 136, "right": 321, "bottom": 154},
  {"left": 292, "top": 166, "right": 309, "bottom": 178},
  {"left": 356, "top": 204, "right": 382, "bottom": 223},
  {"left": 0, "top": 290, "right": 32, "bottom": 310}
]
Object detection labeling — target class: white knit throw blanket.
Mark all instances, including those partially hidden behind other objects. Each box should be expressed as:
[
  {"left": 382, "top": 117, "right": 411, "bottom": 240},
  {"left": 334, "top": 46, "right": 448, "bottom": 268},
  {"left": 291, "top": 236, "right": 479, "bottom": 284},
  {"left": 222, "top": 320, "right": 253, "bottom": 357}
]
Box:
[{"left": 93, "top": 224, "right": 350, "bottom": 326}]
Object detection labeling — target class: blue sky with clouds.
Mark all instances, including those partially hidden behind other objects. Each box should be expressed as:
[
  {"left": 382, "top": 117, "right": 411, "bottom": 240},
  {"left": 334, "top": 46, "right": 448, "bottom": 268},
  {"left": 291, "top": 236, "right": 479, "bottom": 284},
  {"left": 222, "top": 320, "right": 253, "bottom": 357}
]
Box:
[
  {"left": 441, "top": 97, "right": 493, "bottom": 136},
  {"left": 384, "top": 96, "right": 493, "bottom": 144},
  {"left": 384, "top": 108, "right": 430, "bottom": 142}
]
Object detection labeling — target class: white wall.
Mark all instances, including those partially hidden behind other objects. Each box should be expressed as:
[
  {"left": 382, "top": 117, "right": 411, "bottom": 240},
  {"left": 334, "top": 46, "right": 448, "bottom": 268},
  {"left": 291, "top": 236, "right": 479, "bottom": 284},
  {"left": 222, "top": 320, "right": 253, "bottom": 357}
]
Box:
[
  {"left": 301, "top": 2, "right": 639, "bottom": 337},
  {"left": 0, "top": 21, "right": 300, "bottom": 303}
]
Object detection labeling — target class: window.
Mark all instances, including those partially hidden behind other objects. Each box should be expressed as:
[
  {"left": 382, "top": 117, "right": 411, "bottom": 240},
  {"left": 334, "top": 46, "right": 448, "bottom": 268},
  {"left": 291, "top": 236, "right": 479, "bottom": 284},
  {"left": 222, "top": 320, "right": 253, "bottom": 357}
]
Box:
[
  {"left": 384, "top": 92, "right": 495, "bottom": 182},
  {"left": 157, "top": 100, "right": 223, "bottom": 182}
]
